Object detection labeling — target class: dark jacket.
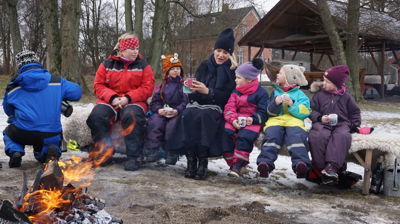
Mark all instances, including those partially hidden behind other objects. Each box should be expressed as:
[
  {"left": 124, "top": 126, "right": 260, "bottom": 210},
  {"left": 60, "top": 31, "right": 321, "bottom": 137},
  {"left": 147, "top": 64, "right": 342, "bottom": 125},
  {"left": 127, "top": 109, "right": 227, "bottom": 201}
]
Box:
[
  {"left": 189, "top": 55, "right": 236, "bottom": 109},
  {"left": 150, "top": 76, "right": 188, "bottom": 113},
  {"left": 309, "top": 90, "right": 361, "bottom": 131}
]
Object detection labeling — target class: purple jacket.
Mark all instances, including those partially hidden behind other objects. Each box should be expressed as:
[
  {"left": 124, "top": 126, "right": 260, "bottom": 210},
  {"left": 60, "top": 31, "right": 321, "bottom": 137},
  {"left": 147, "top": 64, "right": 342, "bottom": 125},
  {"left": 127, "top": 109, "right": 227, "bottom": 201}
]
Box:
[
  {"left": 150, "top": 76, "right": 188, "bottom": 114},
  {"left": 309, "top": 90, "right": 361, "bottom": 131}
]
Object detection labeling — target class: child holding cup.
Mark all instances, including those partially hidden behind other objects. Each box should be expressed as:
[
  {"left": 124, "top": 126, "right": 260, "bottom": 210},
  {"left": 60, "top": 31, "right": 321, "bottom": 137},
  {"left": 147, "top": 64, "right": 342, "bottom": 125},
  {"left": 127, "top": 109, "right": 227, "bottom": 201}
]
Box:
[
  {"left": 222, "top": 58, "right": 269, "bottom": 177},
  {"left": 256, "top": 64, "right": 312, "bottom": 179},
  {"left": 308, "top": 65, "right": 361, "bottom": 185}
]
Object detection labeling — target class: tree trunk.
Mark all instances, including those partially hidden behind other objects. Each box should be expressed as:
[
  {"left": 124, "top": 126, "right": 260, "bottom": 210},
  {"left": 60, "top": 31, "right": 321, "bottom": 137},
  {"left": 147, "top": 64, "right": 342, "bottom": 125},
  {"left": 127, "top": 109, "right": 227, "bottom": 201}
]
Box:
[
  {"left": 149, "top": 0, "right": 169, "bottom": 77},
  {"left": 0, "top": 1, "right": 11, "bottom": 74},
  {"left": 43, "top": 0, "right": 61, "bottom": 74},
  {"left": 114, "top": 0, "right": 119, "bottom": 37},
  {"left": 346, "top": 0, "right": 362, "bottom": 101},
  {"left": 134, "top": 0, "right": 144, "bottom": 40},
  {"left": 316, "top": 0, "right": 346, "bottom": 65},
  {"left": 125, "top": 0, "right": 133, "bottom": 32},
  {"left": 61, "top": 0, "right": 88, "bottom": 92},
  {"left": 5, "top": 0, "right": 23, "bottom": 55}
]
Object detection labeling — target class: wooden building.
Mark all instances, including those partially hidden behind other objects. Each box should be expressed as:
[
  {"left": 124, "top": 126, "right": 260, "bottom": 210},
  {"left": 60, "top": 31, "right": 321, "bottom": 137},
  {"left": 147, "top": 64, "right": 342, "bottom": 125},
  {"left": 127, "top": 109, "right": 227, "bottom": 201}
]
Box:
[{"left": 238, "top": 0, "right": 400, "bottom": 96}]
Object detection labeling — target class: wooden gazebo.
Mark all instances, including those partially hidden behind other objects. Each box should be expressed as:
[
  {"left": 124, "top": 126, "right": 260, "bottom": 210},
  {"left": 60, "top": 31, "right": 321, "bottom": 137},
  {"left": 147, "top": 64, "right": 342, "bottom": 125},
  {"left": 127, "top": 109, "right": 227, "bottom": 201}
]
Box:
[{"left": 238, "top": 0, "right": 400, "bottom": 97}]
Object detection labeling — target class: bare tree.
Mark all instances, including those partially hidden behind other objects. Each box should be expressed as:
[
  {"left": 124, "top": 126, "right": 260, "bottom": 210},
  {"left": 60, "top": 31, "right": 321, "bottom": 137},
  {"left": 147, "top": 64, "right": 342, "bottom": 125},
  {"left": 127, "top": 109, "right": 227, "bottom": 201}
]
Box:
[
  {"left": 5, "top": 0, "right": 23, "bottom": 54},
  {"left": 346, "top": 0, "right": 362, "bottom": 100},
  {"left": 0, "top": 1, "right": 12, "bottom": 74},
  {"left": 134, "top": 0, "right": 144, "bottom": 40},
  {"left": 125, "top": 0, "right": 133, "bottom": 32},
  {"left": 113, "top": 0, "right": 119, "bottom": 37},
  {"left": 316, "top": 0, "right": 347, "bottom": 65},
  {"left": 61, "top": 0, "right": 87, "bottom": 91},
  {"left": 149, "top": 0, "right": 169, "bottom": 76},
  {"left": 43, "top": 0, "right": 61, "bottom": 74}
]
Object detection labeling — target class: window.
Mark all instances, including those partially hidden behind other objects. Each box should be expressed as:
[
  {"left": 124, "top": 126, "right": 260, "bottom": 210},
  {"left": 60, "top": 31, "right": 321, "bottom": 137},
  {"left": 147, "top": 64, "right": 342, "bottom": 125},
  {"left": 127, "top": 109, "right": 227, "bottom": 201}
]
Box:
[
  {"left": 237, "top": 49, "right": 244, "bottom": 65},
  {"left": 241, "top": 25, "right": 247, "bottom": 37}
]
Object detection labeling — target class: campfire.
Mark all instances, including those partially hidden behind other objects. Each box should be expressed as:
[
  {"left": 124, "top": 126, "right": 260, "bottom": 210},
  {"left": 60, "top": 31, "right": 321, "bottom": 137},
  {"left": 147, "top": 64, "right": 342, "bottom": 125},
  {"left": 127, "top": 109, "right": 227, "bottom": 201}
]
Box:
[{"left": 0, "top": 126, "right": 135, "bottom": 224}]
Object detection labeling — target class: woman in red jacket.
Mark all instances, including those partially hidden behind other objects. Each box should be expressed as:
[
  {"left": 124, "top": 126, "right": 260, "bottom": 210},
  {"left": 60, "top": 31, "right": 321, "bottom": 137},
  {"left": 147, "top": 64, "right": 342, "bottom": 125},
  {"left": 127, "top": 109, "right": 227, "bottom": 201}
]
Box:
[{"left": 86, "top": 33, "right": 155, "bottom": 171}]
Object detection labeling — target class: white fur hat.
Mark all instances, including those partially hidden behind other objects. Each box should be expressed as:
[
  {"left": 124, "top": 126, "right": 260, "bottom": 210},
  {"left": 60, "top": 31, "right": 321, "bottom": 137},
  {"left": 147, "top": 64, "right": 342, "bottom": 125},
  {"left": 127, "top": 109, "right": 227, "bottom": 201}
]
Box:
[{"left": 281, "top": 64, "right": 308, "bottom": 86}]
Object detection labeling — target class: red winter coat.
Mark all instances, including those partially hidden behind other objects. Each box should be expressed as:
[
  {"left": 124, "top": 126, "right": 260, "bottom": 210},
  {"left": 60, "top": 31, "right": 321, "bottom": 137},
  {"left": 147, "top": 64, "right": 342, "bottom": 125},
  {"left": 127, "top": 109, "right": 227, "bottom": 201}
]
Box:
[{"left": 93, "top": 55, "right": 155, "bottom": 112}]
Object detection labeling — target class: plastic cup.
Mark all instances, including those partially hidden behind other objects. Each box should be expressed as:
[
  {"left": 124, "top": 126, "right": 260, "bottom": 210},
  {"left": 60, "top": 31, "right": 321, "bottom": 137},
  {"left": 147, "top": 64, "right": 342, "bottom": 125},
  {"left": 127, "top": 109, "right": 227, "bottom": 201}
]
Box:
[{"left": 328, "top": 114, "right": 338, "bottom": 126}]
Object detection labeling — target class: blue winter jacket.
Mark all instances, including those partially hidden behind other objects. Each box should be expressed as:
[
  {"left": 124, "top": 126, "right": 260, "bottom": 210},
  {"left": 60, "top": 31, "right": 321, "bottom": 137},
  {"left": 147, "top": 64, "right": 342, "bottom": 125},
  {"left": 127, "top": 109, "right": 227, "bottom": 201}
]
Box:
[{"left": 3, "top": 63, "right": 82, "bottom": 133}]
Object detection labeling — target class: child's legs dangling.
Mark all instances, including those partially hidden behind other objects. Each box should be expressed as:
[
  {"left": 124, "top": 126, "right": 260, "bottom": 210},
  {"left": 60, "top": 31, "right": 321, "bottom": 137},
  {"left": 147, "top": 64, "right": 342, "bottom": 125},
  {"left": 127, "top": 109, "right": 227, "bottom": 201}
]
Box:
[
  {"left": 144, "top": 114, "right": 167, "bottom": 162},
  {"left": 308, "top": 123, "right": 331, "bottom": 171},
  {"left": 284, "top": 126, "right": 311, "bottom": 169},
  {"left": 325, "top": 124, "right": 351, "bottom": 171},
  {"left": 256, "top": 126, "right": 285, "bottom": 171},
  {"left": 222, "top": 122, "right": 236, "bottom": 167}
]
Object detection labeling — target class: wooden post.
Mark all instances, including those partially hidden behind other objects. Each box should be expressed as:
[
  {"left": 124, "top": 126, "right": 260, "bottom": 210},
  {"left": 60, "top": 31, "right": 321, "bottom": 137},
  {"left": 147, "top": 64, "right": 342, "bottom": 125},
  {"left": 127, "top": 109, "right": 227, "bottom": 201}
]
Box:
[
  {"left": 380, "top": 42, "right": 386, "bottom": 98},
  {"left": 392, "top": 50, "right": 400, "bottom": 86},
  {"left": 281, "top": 49, "right": 285, "bottom": 59},
  {"left": 310, "top": 52, "right": 314, "bottom": 65},
  {"left": 369, "top": 51, "right": 379, "bottom": 69},
  {"left": 248, "top": 45, "right": 251, "bottom": 61},
  {"left": 362, "top": 149, "right": 373, "bottom": 195},
  {"left": 327, "top": 54, "right": 334, "bottom": 66},
  {"left": 291, "top": 50, "right": 298, "bottom": 60},
  {"left": 316, "top": 53, "right": 325, "bottom": 68}
]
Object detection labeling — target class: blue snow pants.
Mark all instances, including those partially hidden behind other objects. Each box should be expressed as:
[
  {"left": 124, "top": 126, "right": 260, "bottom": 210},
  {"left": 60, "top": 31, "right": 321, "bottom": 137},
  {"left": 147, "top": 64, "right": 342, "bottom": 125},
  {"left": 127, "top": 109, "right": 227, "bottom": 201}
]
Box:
[{"left": 257, "top": 126, "right": 311, "bottom": 171}]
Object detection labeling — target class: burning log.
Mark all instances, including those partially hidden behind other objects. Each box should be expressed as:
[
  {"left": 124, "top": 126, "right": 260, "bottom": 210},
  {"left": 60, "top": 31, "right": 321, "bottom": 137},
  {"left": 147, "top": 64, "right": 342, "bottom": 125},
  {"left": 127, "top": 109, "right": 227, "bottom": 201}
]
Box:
[
  {"left": 0, "top": 200, "right": 32, "bottom": 224},
  {"left": 40, "top": 160, "right": 64, "bottom": 190}
]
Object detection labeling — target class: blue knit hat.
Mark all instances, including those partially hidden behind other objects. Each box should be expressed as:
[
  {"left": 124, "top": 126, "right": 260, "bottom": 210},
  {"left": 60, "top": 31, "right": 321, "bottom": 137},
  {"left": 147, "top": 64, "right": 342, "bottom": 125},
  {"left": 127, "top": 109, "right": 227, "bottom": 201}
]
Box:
[
  {"left": 214, "top": 28, "right": 235, "bottom": 55},
  {"left": 236, "top": 58, "right": 264, "bottom": 80}
]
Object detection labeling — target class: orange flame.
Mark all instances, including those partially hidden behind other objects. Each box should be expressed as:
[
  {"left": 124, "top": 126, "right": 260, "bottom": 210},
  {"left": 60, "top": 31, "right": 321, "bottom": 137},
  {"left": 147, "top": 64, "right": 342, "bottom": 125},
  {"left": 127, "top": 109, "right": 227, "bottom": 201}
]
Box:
[
  {"left": 22, "top": 189, "right": 73, "bottom": 223},
  {"left": 23, "top": 119, "right": 136, "bottom": 223}
]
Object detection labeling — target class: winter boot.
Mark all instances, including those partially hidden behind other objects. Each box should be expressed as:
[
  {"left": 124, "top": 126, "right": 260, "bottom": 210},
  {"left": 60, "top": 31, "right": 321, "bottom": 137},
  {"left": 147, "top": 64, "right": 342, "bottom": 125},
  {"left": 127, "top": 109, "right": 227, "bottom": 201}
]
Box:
[
  {"left": 144, "top": 147, "right": 160, "bottom": 163},
  {"left": 295, "top": 161, "right": 309, "bottom": 178},
  {"left": 337, "top": 171, "right": 362, "bottom": 189},
  {"left": 228, "top": 159, "right": 247, "bottom": 178},
  {"left": 184, "top": 155, "right": 198, "bottom": 178},
  {"left": 9, "top": 152, "right": 22, "bottom": 168},
  {"left": 45, "top": 145, "right": 60, "bottom": 162},
  {"left": 124, "top": 158, "right": 139, "bottom": 171},
  {"left": 194, "top": 157, "right": 208, "bottom": 180},
  {"left": 257, "top": 162, "right": 271, "bottom": 178},
  {"left": 321, "top": 163, "right": 339, "bottom": 185},
  {"left": 165, "top": 151, "right": 179, "bottom": 165}
]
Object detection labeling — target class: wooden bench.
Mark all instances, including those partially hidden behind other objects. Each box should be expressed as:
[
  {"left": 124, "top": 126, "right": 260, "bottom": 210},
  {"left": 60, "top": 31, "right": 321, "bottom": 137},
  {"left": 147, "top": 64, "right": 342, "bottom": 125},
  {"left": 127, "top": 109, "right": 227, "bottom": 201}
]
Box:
[
  {"left": 350, "top": 133, "right": 400, "bottom": 195},
  {"left": 255, "top": 132, "right": 400, "bottom": 195}
]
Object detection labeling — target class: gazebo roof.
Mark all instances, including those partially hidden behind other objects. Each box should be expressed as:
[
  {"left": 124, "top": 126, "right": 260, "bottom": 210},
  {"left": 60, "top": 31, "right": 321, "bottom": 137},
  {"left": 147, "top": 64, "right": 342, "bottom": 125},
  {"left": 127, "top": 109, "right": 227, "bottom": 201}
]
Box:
[{"left": 238, "top": 0, "right": 400, "bottom": 53}]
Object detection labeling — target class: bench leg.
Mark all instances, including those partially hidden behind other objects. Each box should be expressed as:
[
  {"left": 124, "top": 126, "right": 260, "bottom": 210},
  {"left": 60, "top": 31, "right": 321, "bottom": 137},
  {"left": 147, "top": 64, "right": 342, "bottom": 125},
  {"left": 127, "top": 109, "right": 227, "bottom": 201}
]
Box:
[{"left": 362, "top": 149, "right": 373, "bottom": 195}]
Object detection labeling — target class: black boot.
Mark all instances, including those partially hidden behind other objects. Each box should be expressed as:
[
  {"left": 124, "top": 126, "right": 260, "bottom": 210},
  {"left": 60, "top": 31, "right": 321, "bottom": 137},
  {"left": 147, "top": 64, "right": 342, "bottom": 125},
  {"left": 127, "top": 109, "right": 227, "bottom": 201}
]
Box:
[
  {"left": 9, "top": 152, "right": 22, "bottom": 168},
  {"left": 124, "top": 157, "right": 139, "bottom": 171},
  {"left": 184, "top": 155, "right": 197, "bottom": 178},
  {"left": 228, "top": 159, "right": 247, "bottom": 177},
  {"left": 194, "top": 157, "right": 208, "bottom": 180}
]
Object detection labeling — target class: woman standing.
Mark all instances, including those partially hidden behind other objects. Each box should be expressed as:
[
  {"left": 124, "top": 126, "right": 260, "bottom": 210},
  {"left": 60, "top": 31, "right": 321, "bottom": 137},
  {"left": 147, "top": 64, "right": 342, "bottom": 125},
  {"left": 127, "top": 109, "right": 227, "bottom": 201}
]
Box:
[
  {"left": 86, "top": 33, "right": 155, "bottom": 171},
  {"left": 167, "top": 28, "right": 237, "bottom": 180}
]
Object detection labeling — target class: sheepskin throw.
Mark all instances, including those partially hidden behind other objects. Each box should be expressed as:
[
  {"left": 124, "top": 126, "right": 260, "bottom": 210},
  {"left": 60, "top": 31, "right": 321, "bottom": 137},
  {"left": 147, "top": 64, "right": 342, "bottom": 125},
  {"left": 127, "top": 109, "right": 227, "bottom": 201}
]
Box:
[{"left": 350, "top": 133, "right": 400, "bottom": 157}]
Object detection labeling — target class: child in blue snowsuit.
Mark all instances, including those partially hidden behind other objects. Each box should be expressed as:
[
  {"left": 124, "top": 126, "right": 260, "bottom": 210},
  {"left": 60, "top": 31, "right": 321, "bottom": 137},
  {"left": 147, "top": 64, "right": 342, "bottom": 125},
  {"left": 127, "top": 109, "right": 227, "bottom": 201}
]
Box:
[
  {"left": 2, "top": 50, "right": 82, "bottom": 167},
  {"left": 257, "top": 64, "right": 311, "bottom": 178}
]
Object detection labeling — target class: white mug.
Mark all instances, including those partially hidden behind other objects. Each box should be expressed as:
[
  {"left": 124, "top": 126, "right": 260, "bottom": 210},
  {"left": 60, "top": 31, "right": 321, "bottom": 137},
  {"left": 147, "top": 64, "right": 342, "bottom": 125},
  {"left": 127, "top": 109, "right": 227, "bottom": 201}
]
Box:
[
  {"left": 328, "top": 114, "right": 338, "bottom": 126},
  {"left": 238, "top": 117, "right": 247, "bottom": 128}
]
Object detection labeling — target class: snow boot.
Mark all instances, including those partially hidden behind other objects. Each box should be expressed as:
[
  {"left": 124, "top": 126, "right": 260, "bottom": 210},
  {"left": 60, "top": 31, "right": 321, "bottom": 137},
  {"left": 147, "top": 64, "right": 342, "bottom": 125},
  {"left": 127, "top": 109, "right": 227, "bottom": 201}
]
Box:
[
  {"left": 184, "top": 155, "right": 198, "bottom": 178},
  {"left": 337, "top": 171, "right": 362, "bottom": 189},
  {"left": 295, "top": 161, "right": 309, "bottom": 179},
  {"left": 194, "top": 157, "right": 208, "bottom": 180},
  {"left": 9, "top": 152, "right": 22, "bottom": 168},
  {"left": 124, "top": 158, "right": 139, "bottom": 171},
  {"left": 228, "top": 159, "right": 247, "bottom": 177},
  {"left": 143, "top": 147, "right": 160, "bottom": 163},
  {"left": 257, "top": 162, "right": 271, "bottom": 178},
  {"left": 321, "top": 163, "right": 339, "bottom": 185},
  {"left": 45, "top": 145, "right": 60, "bottom": 162},
  {"left": 165, "top": 151, "right": 179, "bottom": 165}
]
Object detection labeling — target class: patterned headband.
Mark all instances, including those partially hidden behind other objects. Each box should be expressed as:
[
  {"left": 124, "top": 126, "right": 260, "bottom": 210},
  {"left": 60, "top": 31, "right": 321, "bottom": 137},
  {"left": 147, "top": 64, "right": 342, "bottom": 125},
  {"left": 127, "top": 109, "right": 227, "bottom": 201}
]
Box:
[{"left": 118, "top": 38, "right": 140, "bottom": 51}]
